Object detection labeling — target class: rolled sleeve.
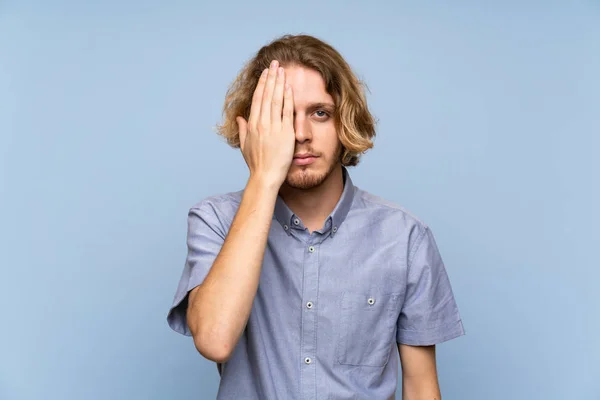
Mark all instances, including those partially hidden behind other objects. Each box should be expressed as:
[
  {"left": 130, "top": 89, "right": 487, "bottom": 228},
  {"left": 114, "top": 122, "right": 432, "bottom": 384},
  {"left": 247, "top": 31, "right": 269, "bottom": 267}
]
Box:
[
  {"left": 166, "top": 204, "right": 226, "bottom": 336},
  {"left": 396, "top": 225, "right": 465, "bottom": 345}
]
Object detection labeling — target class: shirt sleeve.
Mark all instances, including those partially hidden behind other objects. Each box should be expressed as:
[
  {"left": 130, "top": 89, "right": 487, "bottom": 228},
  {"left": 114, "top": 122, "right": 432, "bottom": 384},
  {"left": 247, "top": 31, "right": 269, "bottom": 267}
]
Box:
[
  {"left": 396, "top": 225, "right": 465, "bottom": 345},
  {"left": 166, "top": 204, "right": 226, "bottom": 336}
]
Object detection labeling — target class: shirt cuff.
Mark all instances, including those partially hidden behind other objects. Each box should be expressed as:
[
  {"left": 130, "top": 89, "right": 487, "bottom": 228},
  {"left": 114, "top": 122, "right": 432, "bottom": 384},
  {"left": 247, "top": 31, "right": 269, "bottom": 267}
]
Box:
[{"left": 397, "top": 318, "right": 465, "bottom": 346}]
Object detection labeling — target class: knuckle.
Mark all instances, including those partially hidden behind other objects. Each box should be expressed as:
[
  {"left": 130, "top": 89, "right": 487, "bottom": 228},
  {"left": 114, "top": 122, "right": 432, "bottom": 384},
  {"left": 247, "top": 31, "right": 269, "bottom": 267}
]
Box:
[
  {"left": 249, "top": 121, "right": 259, "bottom": 133},
  {"left": 258, "top": 121, "right": 269, "bottom": 132}
]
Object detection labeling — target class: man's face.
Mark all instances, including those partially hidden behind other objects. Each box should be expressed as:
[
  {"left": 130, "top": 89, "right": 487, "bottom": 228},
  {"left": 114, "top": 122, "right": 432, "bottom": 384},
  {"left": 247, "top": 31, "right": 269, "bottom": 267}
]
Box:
[{"left": 282, "top": 65, "right": 342, "bottom": 190}]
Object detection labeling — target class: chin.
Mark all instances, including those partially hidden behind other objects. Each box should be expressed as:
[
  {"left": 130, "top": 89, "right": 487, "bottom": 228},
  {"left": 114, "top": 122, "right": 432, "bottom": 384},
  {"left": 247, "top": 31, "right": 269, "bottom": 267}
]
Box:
[
  {"left": 285, "top": 163, "right": 335, "bottom": 190},
  {"left": 285, "top": 171, "right": 326, "bottom": 189}
]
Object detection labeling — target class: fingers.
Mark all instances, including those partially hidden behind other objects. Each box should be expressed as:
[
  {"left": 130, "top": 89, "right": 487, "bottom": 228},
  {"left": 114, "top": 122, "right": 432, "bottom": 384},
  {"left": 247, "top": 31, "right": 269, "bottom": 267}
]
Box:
[
  {"left": 248, "top": 68, "right": 268, "bottom": 128},
  {"left": 281, "top": 83, "right": 294, "bottom": 131},
  {"left": 236, "top": 116, "right": 248, "bottom": 151},
  {"left": 270, "top": 66, "right": 285, "bottom": 129},
  {"left": 260, "top": 60, "right": 279, "bottom": 128}
]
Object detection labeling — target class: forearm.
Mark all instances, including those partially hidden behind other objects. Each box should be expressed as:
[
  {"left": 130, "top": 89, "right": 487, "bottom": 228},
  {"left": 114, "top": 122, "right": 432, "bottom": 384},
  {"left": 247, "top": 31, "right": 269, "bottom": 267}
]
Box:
[
  {"left": 401, "top": 373, "right": 441, "bottom": 400},
  {"left": 188, "top": 175, "right": 279, "bottom": 361}
]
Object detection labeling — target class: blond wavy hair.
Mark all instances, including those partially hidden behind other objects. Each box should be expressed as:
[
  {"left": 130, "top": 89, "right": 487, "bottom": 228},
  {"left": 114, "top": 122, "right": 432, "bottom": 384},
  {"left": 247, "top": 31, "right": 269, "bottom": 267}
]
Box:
[{"left": 215, "top": 34, "right": 377, "bottom": 167}]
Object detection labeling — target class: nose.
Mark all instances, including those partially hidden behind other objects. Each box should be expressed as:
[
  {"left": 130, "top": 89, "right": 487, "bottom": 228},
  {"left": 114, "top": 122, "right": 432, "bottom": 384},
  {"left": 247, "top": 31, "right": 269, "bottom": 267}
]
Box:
[{"left": 294, "top": 114, "right": 312, "bottom": 143}]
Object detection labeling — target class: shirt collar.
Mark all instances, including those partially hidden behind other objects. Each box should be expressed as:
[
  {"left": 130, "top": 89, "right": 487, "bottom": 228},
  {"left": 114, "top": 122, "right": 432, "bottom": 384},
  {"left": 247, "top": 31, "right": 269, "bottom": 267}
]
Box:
[{"left": 273, "top": 166, "right": 355, "bottom": 237}]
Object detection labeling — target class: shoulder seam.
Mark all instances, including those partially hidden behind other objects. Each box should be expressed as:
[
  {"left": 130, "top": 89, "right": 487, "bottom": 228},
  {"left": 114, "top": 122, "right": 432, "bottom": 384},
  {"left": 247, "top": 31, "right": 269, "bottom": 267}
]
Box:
[
  {"left": 189, "top": 196, "right": 237, "bottom": 231},
  {"left": 407, "top": 225, "right": 429, "bottom": 270}
]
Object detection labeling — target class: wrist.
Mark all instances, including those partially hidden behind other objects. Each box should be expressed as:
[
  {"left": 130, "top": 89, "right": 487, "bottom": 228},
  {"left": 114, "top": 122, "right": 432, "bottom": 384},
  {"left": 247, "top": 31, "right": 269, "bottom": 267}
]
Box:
[{"left": 247, "top": 173, "right": 283, "bottom": 196}]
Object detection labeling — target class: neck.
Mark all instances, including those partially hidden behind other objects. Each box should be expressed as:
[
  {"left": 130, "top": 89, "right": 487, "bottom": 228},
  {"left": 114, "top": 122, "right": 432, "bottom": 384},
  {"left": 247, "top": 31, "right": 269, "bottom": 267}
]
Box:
[{"left": 279, "top": 165, "right": 344, "bottom": 233}]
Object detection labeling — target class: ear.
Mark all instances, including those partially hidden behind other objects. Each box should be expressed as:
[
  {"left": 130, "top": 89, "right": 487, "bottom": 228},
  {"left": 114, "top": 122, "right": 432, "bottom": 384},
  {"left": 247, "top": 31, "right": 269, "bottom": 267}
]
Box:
[{"left": 236, "top": 116, "right": 248, "bottom": 151}]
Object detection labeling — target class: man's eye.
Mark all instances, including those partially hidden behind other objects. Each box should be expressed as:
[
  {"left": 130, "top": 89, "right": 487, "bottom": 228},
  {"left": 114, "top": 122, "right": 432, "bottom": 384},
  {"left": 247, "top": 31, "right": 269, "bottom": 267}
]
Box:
[{"left": 314, "top": 110, "right": 329, "bottom": 118}]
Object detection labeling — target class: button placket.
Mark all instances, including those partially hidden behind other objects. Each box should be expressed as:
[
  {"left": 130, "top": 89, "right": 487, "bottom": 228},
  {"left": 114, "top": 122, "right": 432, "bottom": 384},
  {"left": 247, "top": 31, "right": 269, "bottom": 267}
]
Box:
[{"left": 301, "top": 238, "right": 318, "bottom": 398}]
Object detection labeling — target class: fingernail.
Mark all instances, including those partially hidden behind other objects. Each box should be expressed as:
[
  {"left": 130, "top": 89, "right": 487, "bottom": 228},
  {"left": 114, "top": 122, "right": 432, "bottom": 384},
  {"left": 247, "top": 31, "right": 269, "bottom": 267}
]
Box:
[
  {"left": 271, "top": 60, "right": 278, "bottom": 69},
  {"left": 278, "top": 67, "right": 284, "bottom": 75}
]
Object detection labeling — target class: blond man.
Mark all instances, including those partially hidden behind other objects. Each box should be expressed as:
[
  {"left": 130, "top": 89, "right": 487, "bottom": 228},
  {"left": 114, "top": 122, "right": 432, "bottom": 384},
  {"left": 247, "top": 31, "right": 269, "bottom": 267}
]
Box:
[{"left": 167, "top": 34, "right": 465, "bottom": 400}]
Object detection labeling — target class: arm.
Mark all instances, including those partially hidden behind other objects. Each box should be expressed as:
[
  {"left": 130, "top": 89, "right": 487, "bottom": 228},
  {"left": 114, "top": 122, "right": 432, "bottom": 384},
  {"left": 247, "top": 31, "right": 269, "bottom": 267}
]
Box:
[
  {"left": 398, "top": 344, "right": 441, "bottom": 400},
  {"left": 186, "top": 60, "right": 295, "bottom": 363},
  {"left": 187, "top": 178, "right": 278, "bottom": 362},
  {"left": 395, "top": 225, "right": 465, "bottom": 398}
]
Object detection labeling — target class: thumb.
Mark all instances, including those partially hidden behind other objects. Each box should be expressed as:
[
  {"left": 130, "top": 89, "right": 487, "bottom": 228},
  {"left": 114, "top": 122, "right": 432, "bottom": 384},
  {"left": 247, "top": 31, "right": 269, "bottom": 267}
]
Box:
[{"left": 236, "top": 116, "right": 248, "bottom": 151}]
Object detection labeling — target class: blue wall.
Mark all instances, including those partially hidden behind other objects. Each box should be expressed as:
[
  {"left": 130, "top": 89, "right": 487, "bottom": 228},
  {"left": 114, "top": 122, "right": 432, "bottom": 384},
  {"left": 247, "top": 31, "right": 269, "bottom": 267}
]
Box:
[{"left": 1, "top": 1, "right": 598, "bottom": 399}]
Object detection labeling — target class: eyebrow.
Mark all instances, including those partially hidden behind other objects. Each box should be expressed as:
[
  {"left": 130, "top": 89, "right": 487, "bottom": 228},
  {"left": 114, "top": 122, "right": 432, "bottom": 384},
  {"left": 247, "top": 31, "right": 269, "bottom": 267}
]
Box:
[{"left": 304, "top": 102, "right": 336, "bottom": 114}]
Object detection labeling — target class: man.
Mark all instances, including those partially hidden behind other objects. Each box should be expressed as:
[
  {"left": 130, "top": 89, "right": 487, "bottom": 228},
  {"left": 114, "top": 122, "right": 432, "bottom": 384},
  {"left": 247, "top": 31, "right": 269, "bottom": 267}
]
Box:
[{"left": 167, "top": 34, "right": 465, "bottom": 399}]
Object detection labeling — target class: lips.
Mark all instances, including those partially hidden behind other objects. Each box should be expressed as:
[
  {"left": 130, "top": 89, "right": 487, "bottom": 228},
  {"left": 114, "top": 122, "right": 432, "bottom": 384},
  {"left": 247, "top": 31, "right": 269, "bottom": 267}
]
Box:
[
  {"left": 293, "top": 153, "right": 316, "bottom": 159},
  {"left": 293, "top": 154, "right": 318, "bottom": 166}
]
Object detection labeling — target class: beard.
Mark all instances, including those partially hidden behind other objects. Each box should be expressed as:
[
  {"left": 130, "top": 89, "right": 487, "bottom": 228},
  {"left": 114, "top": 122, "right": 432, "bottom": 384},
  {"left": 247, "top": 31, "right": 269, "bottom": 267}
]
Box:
[{"left": 284, "top": 143, "right": 342, "bottom": 190}]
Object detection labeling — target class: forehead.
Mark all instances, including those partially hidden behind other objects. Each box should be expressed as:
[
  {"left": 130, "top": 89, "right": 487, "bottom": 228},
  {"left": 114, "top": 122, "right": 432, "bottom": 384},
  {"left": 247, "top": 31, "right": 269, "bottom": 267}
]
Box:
[{"left": 283, "top": 65, "right": 334, "bottom": 107}]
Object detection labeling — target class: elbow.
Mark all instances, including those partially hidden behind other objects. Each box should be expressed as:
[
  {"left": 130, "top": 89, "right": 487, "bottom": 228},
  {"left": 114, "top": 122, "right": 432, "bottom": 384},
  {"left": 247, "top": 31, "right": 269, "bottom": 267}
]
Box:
[
  {"left": 186, "top": 289, "right": 235, "bottom": 363},
  {"left": 192, "top": 329, "right": 235, "bottom": 363}
]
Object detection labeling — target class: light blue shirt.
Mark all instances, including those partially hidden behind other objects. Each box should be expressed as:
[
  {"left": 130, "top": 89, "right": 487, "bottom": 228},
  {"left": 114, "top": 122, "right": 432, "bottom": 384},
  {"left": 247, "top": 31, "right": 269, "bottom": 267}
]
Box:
[{"left": 167, "top": 167, "right": 465, "bottom": 399}]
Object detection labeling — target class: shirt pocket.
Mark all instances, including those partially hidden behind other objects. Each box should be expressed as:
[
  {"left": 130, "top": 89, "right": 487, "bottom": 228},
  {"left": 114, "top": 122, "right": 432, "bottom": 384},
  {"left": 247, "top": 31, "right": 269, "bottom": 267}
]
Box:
[{"left": 335, "top": 291, "right": 401, "bottom": 368}]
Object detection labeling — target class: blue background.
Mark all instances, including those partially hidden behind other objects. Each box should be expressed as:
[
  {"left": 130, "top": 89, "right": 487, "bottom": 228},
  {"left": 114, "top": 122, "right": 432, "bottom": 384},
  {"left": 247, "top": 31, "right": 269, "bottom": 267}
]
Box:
[{"left": 1, "top": 1, "right": 599, "bottom": 399}]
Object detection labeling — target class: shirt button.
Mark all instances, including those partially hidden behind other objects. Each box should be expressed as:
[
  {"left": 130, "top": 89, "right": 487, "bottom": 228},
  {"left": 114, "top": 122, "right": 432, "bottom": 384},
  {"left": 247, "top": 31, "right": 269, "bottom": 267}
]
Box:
[
  {"left": 293, "top": 218, "right": 300, "bottom": 225},
  {"left": 367, "top": 297, "right": 375, "bottom": 305},
  {"left": 308, "top": 246, "right": 315, "bottom": 253},
  {"left": 283, "top": 225, "right": 289, "bottom": 230},
  {"left": 306, "top": 301, "right": 313, "bottom": 309},
  {"left": 332, "top": 226, "right": 338, "bottom": 233},
  {"left": 304, "top": 357, "right": 312, "bottom": 364}
]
